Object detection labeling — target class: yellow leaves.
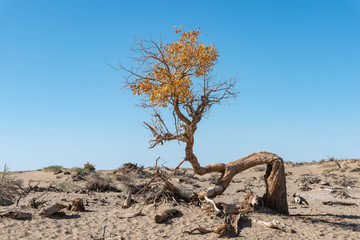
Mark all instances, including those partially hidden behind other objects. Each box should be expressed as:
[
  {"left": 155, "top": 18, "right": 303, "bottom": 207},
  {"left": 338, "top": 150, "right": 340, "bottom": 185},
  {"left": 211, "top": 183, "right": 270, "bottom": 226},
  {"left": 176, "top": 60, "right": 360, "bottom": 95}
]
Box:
[{"left": 131, "top": 27, "right": 218, "bottom": 108}]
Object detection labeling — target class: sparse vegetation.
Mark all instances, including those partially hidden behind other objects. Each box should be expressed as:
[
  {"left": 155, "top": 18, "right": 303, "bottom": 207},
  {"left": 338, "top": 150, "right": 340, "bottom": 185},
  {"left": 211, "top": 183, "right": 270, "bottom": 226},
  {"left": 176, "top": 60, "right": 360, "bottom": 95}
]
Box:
[
  {"left": 71, "top": 167, "right": 93, "bottom": 176},
  {"left": 0, "top": 165, "right": 26, "bottom": 206},
  {"left": 56, "top": 182, "right": 83, "bottom": 192},
  {"left": 42, "top": 165, "right": 63, "bottom": 172},
  {"left": 85, "top": 174, "right": 113, "bottom": 192}
]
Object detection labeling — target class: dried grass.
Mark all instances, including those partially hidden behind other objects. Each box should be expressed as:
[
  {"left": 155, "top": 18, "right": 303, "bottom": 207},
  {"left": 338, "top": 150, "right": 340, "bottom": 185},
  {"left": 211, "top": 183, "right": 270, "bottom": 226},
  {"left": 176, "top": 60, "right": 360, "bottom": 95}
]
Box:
[{"left": 0, "top": 165, "right": 26, "bottom": 206}]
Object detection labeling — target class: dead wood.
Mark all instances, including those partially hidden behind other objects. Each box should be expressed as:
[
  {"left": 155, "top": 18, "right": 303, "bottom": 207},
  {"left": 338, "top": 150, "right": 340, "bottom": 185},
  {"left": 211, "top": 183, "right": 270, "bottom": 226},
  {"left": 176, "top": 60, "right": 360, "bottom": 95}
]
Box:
[
  {"left": 331, "top": 189, "right": 351, "bottom": 199},
  {"left": 193, "top": 152, "right": 289, "bottom": 215},
  {"left": 122, "top": 189, "right": 132, "bottom": 208},
  {"left": 68, "top": 198, "right": 85, "bottom": 211},
  {"left": 39, "top": 203, "right": 67, "bottom": 217},
  {"left": 252, "top": 219, "right": 293, "bottom": 233},
  {"left": 184, "top": 224, "right": 226, "bottom": 235},
  {"left": 154, "top": 208, "right": 180, "bottom": 223},
  {"left": 322, "top": 201, "right": 357, "bottom": 206},
  {"left": 184, "top": 214, "right": 242, "bottom": 237},
  {"left": 140, "top": 160, "right": 192, "bottom": 206},
  {"left": 0, "top": 211, "right": 32, "bottom": 220},
  {"left": 117, "top": 210, "right": 142, "bottom": 219},
  {"left": 291, "top": 193, "right": 309, "bottom": 205}
]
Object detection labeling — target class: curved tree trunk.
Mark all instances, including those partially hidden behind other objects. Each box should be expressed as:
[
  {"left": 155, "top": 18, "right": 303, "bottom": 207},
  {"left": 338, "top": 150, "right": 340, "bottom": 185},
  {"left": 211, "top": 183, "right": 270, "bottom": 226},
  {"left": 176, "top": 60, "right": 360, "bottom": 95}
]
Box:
[{"left": 187, "top": 151, "right": 289, "bottom": 215}]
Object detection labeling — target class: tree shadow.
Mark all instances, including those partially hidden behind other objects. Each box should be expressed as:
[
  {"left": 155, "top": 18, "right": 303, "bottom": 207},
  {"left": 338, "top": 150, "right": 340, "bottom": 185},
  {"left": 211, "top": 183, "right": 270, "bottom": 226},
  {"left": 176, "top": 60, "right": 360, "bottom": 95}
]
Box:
[{"left": 291, "top": 213, "right": 360, "bottom": 231}]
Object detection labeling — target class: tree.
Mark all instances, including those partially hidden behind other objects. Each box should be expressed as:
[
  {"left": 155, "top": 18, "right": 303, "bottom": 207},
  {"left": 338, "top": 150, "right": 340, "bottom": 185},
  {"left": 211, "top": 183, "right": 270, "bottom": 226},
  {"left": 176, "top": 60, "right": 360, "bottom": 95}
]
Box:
[{"left": 120, "top": 26, "right": 289, "bottom": 215}]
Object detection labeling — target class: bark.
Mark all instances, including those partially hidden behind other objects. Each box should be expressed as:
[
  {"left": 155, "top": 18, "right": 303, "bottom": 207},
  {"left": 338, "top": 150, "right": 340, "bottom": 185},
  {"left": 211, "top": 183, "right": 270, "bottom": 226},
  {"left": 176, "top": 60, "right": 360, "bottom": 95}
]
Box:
[{"left": 188, "top": 151, "right": 289, "bottom": 215}]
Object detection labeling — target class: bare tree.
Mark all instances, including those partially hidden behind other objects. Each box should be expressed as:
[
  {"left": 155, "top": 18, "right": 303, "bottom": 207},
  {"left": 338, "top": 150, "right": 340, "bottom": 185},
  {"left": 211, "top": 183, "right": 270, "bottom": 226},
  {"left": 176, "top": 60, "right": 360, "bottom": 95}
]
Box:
[{"left": 119, "top": 27, "right": 288, "bottom": 214}]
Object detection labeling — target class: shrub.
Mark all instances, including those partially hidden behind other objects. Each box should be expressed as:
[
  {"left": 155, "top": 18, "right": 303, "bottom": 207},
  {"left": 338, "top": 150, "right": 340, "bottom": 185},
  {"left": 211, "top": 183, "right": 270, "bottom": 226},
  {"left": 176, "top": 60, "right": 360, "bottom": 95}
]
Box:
[
  {"left": 83, "top": 162, "right": 96, "bottom": 172},
  {"left": 85, "top": 174, "right": 112, "bottom": 192},
  {"left": 0, "top": 165, "right": 26, "bottom": 206},
  {"left": 71, "top": 167, "right": 92, "bottom": 176},
  {"left": 42, "top": 165, "right": 63, "bottom": 172}
]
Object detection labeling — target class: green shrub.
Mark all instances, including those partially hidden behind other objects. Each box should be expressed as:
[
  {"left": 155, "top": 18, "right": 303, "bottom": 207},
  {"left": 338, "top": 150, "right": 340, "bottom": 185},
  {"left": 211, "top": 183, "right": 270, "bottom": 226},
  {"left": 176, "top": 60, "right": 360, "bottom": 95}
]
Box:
[
  {"left": 42, "top": 165, "right": 63, "bottom": 172},
  {"left": 71, "top": 167, "right": 92, "bottom": 176}
]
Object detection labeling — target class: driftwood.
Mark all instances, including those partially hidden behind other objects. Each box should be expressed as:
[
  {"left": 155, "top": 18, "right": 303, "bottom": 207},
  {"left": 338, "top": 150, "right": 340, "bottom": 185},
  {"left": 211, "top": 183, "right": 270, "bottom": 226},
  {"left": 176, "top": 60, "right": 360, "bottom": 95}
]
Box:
[
  {"left": 122, "top": 189, "right": 132, "bottom": 209},
  {"left": 39, "top": 203, "right": 67, "bottom": 217},
  {"left": 117, "top": 210, "right": 142, "bottom": 219},
  {"left": 0, "top": 211, "right": 32, "bottom": 220},
  {"left": 322, "top": 201, "right": 357, "bottom": 206},
  {"left": 154, "top": 208, "right": 180, "bottom": 223},
  {"left": 252, "top": 219, "right": 292, "bottom": 233}
]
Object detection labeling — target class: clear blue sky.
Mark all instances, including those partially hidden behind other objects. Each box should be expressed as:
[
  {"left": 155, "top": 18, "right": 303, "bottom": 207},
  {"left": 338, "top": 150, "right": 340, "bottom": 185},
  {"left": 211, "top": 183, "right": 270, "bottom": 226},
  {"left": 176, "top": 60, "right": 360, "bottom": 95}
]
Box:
[{"left": 1, "top": 0, "right": 359, "bottom": 171}]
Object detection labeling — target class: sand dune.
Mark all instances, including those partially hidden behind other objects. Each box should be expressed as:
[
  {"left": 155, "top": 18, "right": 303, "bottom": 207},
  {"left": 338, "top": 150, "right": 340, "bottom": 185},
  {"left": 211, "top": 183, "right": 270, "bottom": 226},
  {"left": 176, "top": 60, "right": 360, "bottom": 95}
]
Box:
[{"left": 1, "top": 160, "right": 359, "bottom": 239}]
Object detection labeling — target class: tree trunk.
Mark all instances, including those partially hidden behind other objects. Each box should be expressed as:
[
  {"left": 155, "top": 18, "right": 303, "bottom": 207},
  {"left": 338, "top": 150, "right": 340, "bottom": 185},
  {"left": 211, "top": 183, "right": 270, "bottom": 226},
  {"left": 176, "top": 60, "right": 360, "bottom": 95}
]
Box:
[{"left": 188, "top": 151, "right": 289, "bottom": 215}]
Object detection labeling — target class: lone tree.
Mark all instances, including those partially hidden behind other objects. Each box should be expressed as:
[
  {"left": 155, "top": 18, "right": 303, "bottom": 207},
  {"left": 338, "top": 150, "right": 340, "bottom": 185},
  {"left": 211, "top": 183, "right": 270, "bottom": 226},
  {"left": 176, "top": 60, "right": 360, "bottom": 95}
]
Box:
[{"left": 120, "top": 27, "right": 288, "bottom": 215}]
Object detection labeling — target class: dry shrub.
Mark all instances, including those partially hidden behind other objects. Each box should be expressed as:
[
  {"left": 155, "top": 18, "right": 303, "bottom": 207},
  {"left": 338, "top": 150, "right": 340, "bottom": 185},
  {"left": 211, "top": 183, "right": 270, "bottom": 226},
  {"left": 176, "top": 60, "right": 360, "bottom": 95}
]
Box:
[
  {"left": 85, "top": 174, "right": 116, "bottom": 192},
  {"left": 0, "top": 165, "right": 26, "bottom": 206},
  {"left": 83, "top": 162, "right": 96, "bottom": 172},
  {"left": 113, "top": 162, "right": 150, "bottom": 180}
]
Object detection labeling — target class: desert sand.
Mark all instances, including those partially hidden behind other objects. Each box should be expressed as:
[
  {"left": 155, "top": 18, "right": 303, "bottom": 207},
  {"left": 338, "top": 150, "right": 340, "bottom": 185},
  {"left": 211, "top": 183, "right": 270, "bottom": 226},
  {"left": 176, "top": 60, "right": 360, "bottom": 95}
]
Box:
[{"left": 1, "top": 159, "right": 359, "bottom": 240}]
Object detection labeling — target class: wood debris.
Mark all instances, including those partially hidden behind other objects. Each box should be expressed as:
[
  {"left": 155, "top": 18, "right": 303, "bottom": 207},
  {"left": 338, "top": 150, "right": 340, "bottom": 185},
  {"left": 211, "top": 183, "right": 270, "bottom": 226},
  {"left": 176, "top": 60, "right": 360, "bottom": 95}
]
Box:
[
  {"left": 184, "top": 214, "right": 242, "bottom": 237},
  {"left": 117, "top": 210, "right": 142, "bottom": 219},
  {"left": 122, "top": 189, "right": 132, "bottom": 209},
  {"left": 322, "top": 201, "right": 357, "bottom": 206},
  {"left": 252, "top": 219, "right": 293, "bottom": 233},
  {"left": 0, "top": 211, "right": 32, "bottom": 220},
  {"left": 68, "top": 198, "right": 85, "bottom": 211}
]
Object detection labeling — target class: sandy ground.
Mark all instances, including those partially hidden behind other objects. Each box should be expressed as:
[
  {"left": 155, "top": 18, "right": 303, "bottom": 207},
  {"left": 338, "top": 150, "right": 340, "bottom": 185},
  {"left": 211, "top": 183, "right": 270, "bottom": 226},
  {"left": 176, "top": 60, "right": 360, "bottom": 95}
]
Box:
[{"left": 1, "top": 159, "right": 359, "bottom": 240}]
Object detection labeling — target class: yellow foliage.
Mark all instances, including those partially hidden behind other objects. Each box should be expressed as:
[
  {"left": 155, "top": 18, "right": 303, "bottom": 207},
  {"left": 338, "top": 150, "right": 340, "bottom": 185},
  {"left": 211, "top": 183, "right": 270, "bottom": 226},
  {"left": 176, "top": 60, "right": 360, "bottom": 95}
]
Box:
[{"left": 130, "top": 27, "right": 219, "bottom": 108}]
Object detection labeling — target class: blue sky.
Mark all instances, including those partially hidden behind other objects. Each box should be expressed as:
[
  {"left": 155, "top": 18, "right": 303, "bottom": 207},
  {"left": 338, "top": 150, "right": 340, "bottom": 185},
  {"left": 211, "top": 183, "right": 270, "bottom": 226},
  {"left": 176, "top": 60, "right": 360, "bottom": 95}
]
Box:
[{"left": 0, "top": 0, "right": 359, "bottom": 171}]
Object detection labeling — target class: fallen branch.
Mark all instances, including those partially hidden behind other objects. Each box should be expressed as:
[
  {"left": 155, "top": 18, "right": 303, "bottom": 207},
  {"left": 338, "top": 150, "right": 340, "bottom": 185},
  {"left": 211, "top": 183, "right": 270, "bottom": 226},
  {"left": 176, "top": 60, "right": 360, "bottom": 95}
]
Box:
[
  {"left": 184, "top": 214, "right": 242, "bottom": 237},
  {"left": 184, "top": 224, "right": 226, "bottom": 235},
  {"left": 322, "top": 201, "right": 357, "bottom": 206},
  {"left": 0, "top": 211, "right": 32, "bottom": 220},
  {"left": 252, "top": 219, "right": 292, "bottom": 233},
  {"left": 39, "top": 203, "right": 67, "bottom": 217},
  {"left": 154, "top": 208, "right": 180, "bottom": 223},
  {"left": 117, "top": 210, "right": 142, "bottom": 219}
]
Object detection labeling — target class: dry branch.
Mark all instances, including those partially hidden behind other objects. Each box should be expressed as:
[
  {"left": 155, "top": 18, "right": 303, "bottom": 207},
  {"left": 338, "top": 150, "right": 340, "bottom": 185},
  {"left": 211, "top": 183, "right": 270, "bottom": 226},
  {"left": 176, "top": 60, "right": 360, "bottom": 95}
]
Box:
[
  {"left": 322, "top": 201, "right": 357, "bottom": 206},
  {"left": 117, "top": 210, "right": 142, "bottom": 219},
  {"left": 252, "top": 219, "right": 292, "bottom": 233},
  {"left": 154, "top": 209, "right": 180, "bottom": 223},
  {"left": 184, "top": 214, "right": 242, "bottom": 237},
  {"left": 0, "top": 211, "right": 31, "bottom": 220}
]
